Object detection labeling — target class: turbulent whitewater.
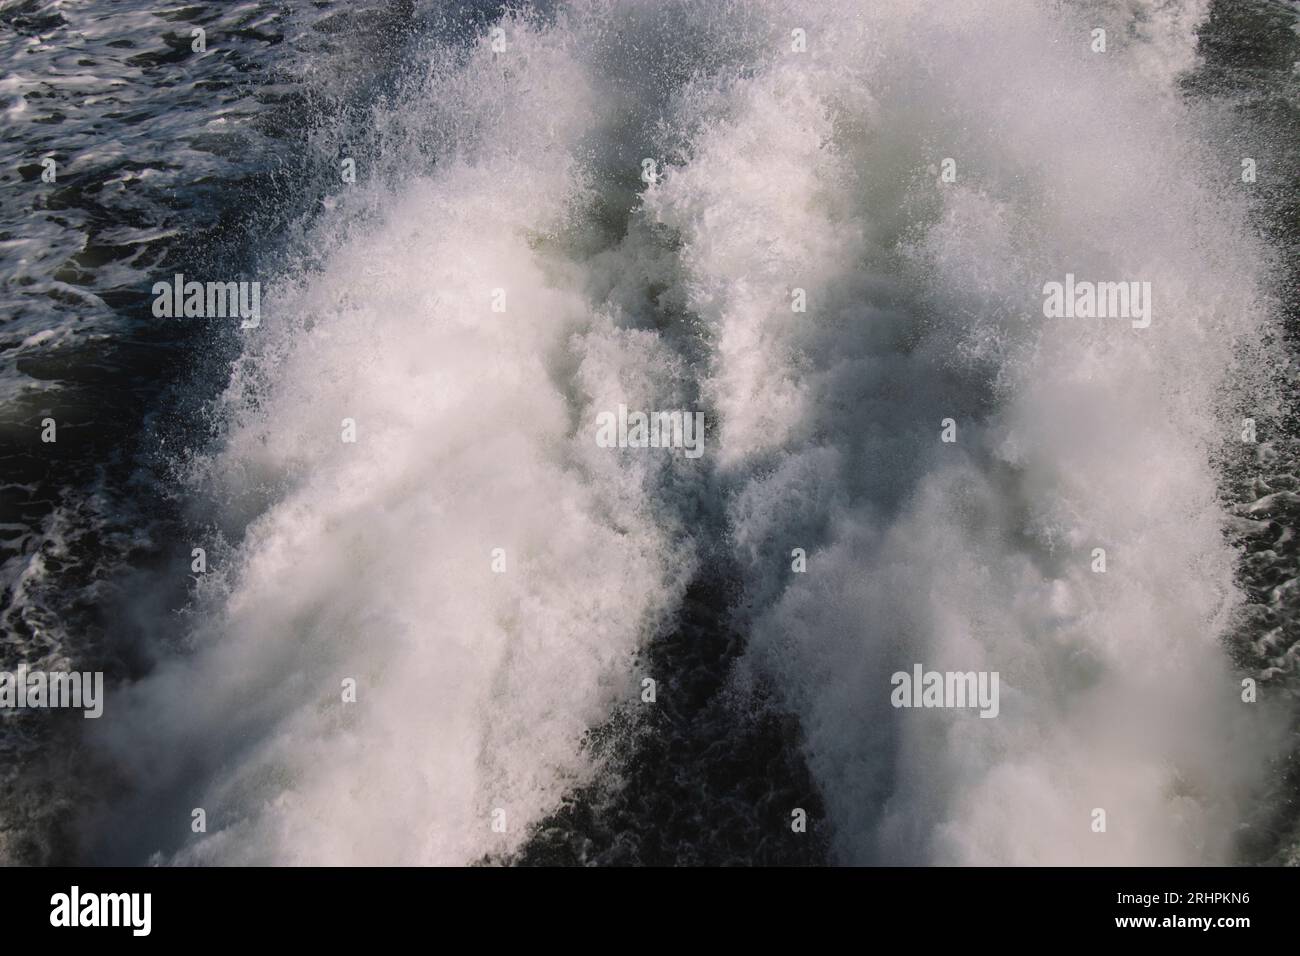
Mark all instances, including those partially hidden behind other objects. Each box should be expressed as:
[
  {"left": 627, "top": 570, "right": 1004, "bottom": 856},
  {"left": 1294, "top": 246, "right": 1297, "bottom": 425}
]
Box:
[{"left": 2, "top": 0, "right": 1298, "bottom": 866}]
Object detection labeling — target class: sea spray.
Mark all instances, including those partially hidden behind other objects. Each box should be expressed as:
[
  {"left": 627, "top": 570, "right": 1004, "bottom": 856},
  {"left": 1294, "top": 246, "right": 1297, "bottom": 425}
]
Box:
[{"left": 71, "top": 0, "right": 1296, "bottom": 868}]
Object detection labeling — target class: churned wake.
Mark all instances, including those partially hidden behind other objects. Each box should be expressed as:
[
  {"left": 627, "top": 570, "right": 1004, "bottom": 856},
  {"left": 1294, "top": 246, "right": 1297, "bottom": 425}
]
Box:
[{"left": 67, "top": 0, "right": 1296, "bottom": 864}]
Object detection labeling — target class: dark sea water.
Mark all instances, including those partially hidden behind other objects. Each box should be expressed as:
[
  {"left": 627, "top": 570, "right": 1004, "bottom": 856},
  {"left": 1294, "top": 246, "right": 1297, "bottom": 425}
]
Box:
[{"left": 1, "top": 0, "right": 1298, "bottom": 865}]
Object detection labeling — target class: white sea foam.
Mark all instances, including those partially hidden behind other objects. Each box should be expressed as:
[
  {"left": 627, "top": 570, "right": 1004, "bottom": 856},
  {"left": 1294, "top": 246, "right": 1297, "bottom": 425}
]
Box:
[
  {"left": 90, "top": 16, "right": 699, "bottom": 864},
  {"left": 88, "top": 0, "right": 1292, "bottom": 865},
  {"left": 642, "top": 0, "right": 1287, "bottom": 863}
]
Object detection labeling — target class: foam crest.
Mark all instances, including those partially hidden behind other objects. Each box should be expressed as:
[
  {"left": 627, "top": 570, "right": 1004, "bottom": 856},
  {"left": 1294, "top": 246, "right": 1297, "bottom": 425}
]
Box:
[
  {"left": 82, "top": 0, "right": 1293, "bottom": 866},
  {"left": 643, "top": 0, "right": 1286, "bottom": 863},
  {"left": 89, "top": 15, "right": 695, "bottom": 864}
]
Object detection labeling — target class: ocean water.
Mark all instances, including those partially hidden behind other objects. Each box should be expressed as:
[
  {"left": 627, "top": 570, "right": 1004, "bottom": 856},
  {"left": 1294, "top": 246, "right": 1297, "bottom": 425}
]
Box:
[{"left": 1, "top": 0, "right": 1297, "bottom": 865}]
